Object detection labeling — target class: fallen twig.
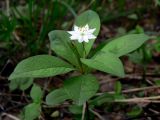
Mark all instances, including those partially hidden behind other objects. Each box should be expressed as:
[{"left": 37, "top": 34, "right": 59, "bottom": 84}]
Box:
[
  {"left": 111, "top": 85, "right": 160, "bottom": 94},
  {"left": 1, "top": 112, "right": 20, "bottom": 120},
  {"left": 96, "top": 85, "right": 160, "bottom": 96},
  {"left": 115, "top": 95, "right": 160, "bottom": 103},
  {"left": 89, "top": 109, "right": 105, "bottom": 120}
]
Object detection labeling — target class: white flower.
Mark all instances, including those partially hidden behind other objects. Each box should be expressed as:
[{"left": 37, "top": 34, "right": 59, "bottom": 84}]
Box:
[{"left": 68, "top": 24, "right": 96, "bottom": 43}]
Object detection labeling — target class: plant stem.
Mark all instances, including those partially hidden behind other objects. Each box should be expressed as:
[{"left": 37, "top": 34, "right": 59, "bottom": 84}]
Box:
[
  {"left": 81, "top": 102, "right": 90, "bottom": 120},
  {"left": 82, "top": 42, "right": 87, "bottom": 58},
  {"left": 71, "top": 42, "right": 84, "bottom": 71},
  {"left": 81, "top": 102, "right": 86, "bottom": 120}
]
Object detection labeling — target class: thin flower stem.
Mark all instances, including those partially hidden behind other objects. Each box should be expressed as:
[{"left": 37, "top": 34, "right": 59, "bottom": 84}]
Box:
[
  {"left": 71, "top": 42, "right": 83, "bottom": 71},
  {"left": 82, "top": 42, "right": 87, "bottom": 58}
]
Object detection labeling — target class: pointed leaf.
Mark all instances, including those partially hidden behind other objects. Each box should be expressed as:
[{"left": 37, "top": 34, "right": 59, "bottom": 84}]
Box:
[
  {"left": 69, "top": 105, "right": 83, "bottom": 114},
  {"left": 114, "top": 81, "right": 122, "bottom": 94},
  {"left": 9, "top": 55, "right": 74, "bottom": 80},
  {"left": 64, "top": 74, "right": 99, "bottom": 105},
  {"left": 74, "top": 10, "right": 100, "bottom": 56},
  {"left": 127, "top": 106, "right": 142, "bottom": 117},
  {"left": 81, "top": 52, "right": 125, "bottom": 77},
  {"left": 46, "top": 74, "right": 99, "bottom": 106},
  {"left": 49, "top": 30, "right": 80, "bottom": 68},
  {"left": 30, "top": 84, "right": 43, "bottom": 103},
  {"left": 22, "top": 103, "right": 41, "bottom": 120},
  {"left": 90, "top": 93, "right": 114, "bottom": 106},
  {"left": 101, "top": 34, "right": 149, "bottom": 57},
  {"left": 46, "top": 89, "right": 68, "bottom": 105},
  {"left": 9, "top": 78, "right": 33, "bottom": 91}
]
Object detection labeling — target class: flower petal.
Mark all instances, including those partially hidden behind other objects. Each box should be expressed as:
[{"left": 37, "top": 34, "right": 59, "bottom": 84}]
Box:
[
  {"left": 68, "top": 31, "right": 75, "bottom": 35},
  {"left": 87, "top": 34, "right": 96, "bottom": 39},
  {"left": 84, "top": 24, "right": 89, "bottom": 31},
  {"left": 78, "top": 36, "right": 84, "bottom": 43},
  {"left": 88, "top": 28, "right": 96, "bottom": 34},
  {"left": 68, "top": 24, "right": 96, "bottom": 43},
  {"left": 83, "top": 36, "right": 89, "bottom": 42},
  {"left": 74, "top": 25, "right": 79, "bottom": 32},
  {"left": 70, "top": 35, "right": 78, "bottom": 40}
]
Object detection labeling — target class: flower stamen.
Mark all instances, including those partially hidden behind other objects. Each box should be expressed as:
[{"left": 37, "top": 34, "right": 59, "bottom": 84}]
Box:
[{"left": 68, "top": 24, "right": 96, "bottom": 43}]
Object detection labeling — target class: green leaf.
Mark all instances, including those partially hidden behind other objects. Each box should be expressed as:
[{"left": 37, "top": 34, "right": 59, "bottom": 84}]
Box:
[
  {"left": 64, "top": 74, "right": 99, "bottom": 105},
  {"left": 74, "top": 10, "right": 100, "bottom": 56},
  {"left": 46, "top": 74, "right": 99, "bottom": 106},
  {"left": 22, "top": 103, "right": 41, "bottom": 120},
  {"left": 48, "top": 30, "right": 80, "bottom": 68},
  {"left": 128, "top": 51, "right": 143, "bottom": 65},
  {"left": 46, "top": 89, "right": 68, "bottom": 105},
  {"left": 0, "top": 14, "right": 16, "bottom": 41},
  {"left": 69, "top": 105, "right": 82, "bottom": 114},
  {"left": 90, "top": 93, "right": 114, "bottom": 106},
  {"left": 135, "top": 25, "right": 144, "bottom": 33},
  {"left": 127, "top": 106, "right": 142, "bottom": 117},
  {"left": 155, "top": 0, "right": 160, "bottom": 6},
  {"left": 81, "top": 52, "right": 125, "bottom": 77},
  {"left": 113, "top": 94, "right": 125, "bottom": 100},
  {"left": 114, "top": 81, "right": 122, "bottom": 94},
  {"left": 101, "top": 34, "right": 149, "bottom": 57},
  {"left": 9, "top": 78, "right": 33, "bottom": 91},
  {"left": 9, "top": 55, "right": 74, "bottom": 80},
  {"left": 30, "top": 84, "right": 43, "bottom": 103},
  {"left": 155, "top": 80, "right": 160, "bottom": 86}
]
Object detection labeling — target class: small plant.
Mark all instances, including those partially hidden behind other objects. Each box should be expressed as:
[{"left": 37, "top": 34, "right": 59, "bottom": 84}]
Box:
[{"left": 9, "top": 10, "right": 149, "bottom": 119}]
